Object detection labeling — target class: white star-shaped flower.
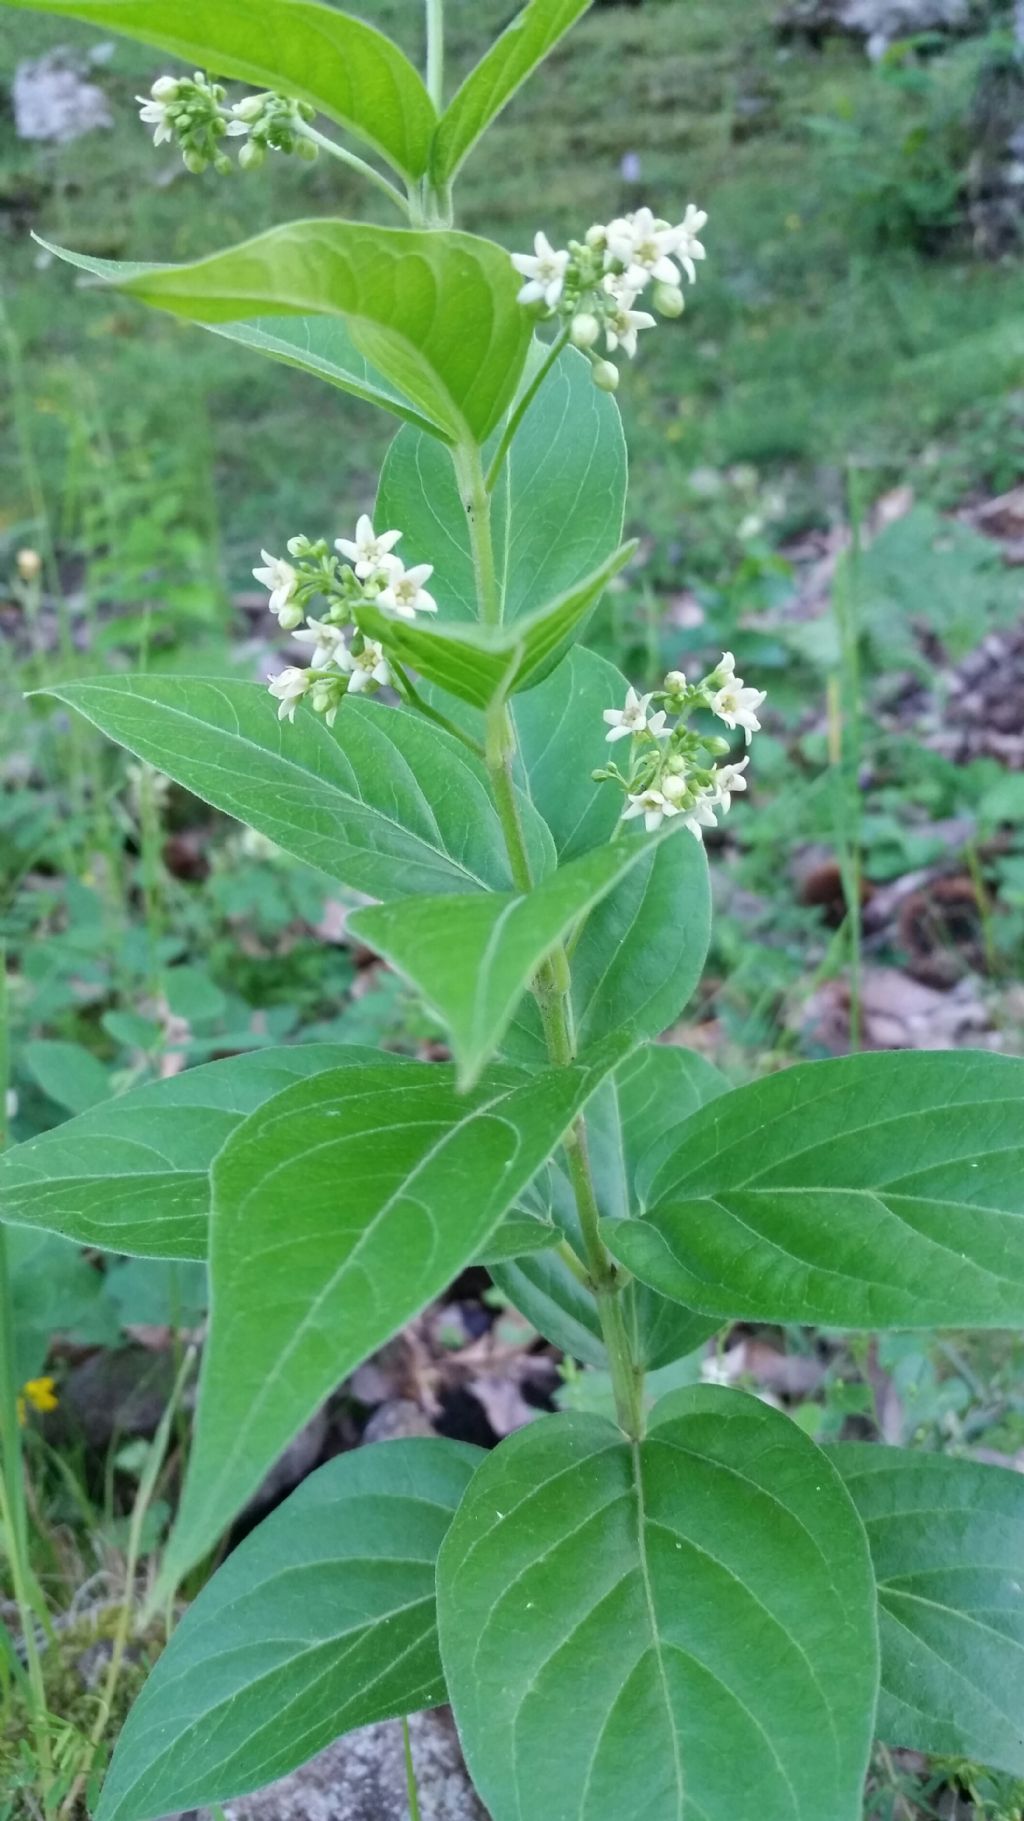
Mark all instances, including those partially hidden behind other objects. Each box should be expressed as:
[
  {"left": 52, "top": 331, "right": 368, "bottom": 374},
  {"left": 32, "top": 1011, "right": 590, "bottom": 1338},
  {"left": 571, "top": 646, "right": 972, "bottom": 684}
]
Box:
[
  {"left": 605, "top": 301, "right": 656, "bottom": 359},
  {"left": 335, "top": 514, "right": 403, "bottom": 581},
  {"left": 136, "top": 82, "right": 178, "bottom": 146},
  {"left": 606, "top": 208, "right": 680, "bottom": 289},
  {"left": 710, "top": 679, "right": 766, "bottom": 744},
  {"left": 511, "top": 232, "right": 570, "bottom": 309},
  {"left": 622, "top": 787, "right": 680, "bottom": 833},
  {"left": 713, "top": 756, "right": 749, "bottom": 814},
  {"left": 377, "top": 561, "right": 437, "bottom": 620},
  {"left": 267, "top": 666, "right": 311, "bottom": 722},
  {"left": 347, "top": 640, "right": 392, "bottom": 694},
  {"left": 602, "top": 686, "right": 667, "bottom": 743},
  {"left": 669, "top": 204, "right": 708, "bottom": 285},
  {"left": 292, "top": 617, "right": 351, "bottom": 672},
  {"left": 253, "top": 549, "right": 301, "bottom": 627}
]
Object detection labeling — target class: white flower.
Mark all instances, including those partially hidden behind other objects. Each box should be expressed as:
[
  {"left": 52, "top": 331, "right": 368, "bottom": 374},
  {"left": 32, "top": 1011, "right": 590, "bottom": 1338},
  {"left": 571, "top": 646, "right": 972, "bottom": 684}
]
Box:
[
  {"left": 570, "top": 312, "right": 601, "bottom": 350},
  {"left": 669, "top": 205, "right": 708, "bottom": 285},
  {"left": 711, "top": 650, "right": 737, "bottom": 684},
  {"left": 136, "top": 84, "right": 178, "bottom": 146},
  {"left": 511, "top": 232, "right": 570, "bottom": 309},
  {"left": 335, "top": 514, "right": 403, "bottom": 581},
  {"left": 292, "top": 617, "right": 351, "bottom": 672},
  {"left": 347, "top": 640, "right": 391, "bottom": 694},
  {"left": 602, "top": 686, "right": 666, "bottom": 743},
  {"left": 710, "top": 679, "right": 766, "bottom": 744},
  {"left": 713, "top": 757, "right": 750, "bottom": 814},
  {"left": 377, "top": 561, "right": 437, "bottom": 619},
  {"left": 253, "top": 549, "right": 301, "bottom": 627},
  {"left": 682, "top": 790, "right": 719, "bottom": 841},
  {"left": 622, "top": 787, "right": 680, "bottom": 833},
  {"left": 606, "top": 208, "right": 680, "bottom": 289},
  {"left": 605, "top": 301, "right": 656, "bottom": 359},
  {"left": 267, "top": 666, "right": 311, "bottom": 722}
]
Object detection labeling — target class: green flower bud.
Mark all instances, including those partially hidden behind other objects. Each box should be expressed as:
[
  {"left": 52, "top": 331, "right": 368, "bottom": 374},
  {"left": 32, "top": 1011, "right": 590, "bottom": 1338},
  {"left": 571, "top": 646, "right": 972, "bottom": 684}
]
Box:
[
  {"left": 592, "top": 359, "right": 620, "bottom": 393},
  {"left": 151, "top": 75, "right": 180, "bottom": 102},
  {"left": 296, "top": 137, "right": 318, "bottom": 161},
  {"left": 571, "top": 312, "right": 600, "bottom": 350},
  {"left": 653, "top": 282, "right": 685, "bottom": 319},
  {"left": 238, "top": 137, "right": 265, "bottom": 170},
  {"left": 184, "top": 149, "right": 207, "bottom": 174}
]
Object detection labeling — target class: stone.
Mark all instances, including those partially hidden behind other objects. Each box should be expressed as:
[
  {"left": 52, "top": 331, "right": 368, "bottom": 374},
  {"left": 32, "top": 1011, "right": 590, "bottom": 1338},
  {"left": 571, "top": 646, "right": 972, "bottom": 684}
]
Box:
[
  {"left": 778, "top": 0, "right": 971, "bottom": 50},
  {"left": 12, "top": 49, "right": 113, "bottom": 143}
]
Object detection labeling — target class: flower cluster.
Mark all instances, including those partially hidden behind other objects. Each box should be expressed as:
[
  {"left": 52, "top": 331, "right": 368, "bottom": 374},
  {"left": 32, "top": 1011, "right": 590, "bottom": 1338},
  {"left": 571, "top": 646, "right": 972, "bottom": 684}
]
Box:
[
  {"left": 597, "top": 653, "right": 765, "bottom": 836},
  {"left": 137, "top": 74, "right": 316, "bottom": 174},
  {"left": 511, "top": 204, "right": 707, "bottom": 391},
  {"left": 257, "top": 516, "right": 437, "bottom": 728}
]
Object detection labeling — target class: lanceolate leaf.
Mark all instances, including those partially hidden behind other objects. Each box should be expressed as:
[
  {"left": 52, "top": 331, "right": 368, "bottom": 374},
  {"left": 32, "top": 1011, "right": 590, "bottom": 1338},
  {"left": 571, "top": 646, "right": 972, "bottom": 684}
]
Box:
[
  {"left": 159, "top": 1038, "right": 630, "bottom": 1593},
  {"left": 438, "top": 1390, "right": 878, "bottom": 1821},
  {"left": 350, "top": 830, "right": 664, "bottom": 1088},
  {"left": 830, "top": 1444, "right": 1024, "bottom": 1776},
  {"left": 606, "top": 1051, "right": 1024, "bottom": 1329},
  {"left": 0, "top": 1045, "right": 379, "bottom": 1258},
  {"left": 95, "top": 1440, "right": 481, "bottom": 1821},
  {"left": 1, "top": 0, "right": 437, "bottom": 180},
  {"left": 375, "top": 344, "right": 627, "bottom": 622},
  {"left": 34, "top": 244, "right": 442, "bottom": 437},
  {"left": 431, "top": 0, "right": 594, "bottom": 183},
  {"left": 47, "top": 677, "right": 554, "bottom": 900},
  {"left": 111, "top": 222, "right": 532, "bottom": 446},
  {"left": 511, "top": 646, "right": 625, "bottom": 859},
  {"left": 358, "top": 542, "right": 635, "bottom": 710}
]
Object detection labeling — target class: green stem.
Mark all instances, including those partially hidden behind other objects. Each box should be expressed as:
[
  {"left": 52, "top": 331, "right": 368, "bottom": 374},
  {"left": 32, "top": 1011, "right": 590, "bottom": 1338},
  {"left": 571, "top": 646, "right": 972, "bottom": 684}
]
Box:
[
  {"left": 403, "top": 1715, "right": 422, "bottom": 1821},
  {"left": 486, "top": 327, "right": 571, "bottom": 495},
  {"left": 293, "top": 121, "right": 411, "bottom": 218},
  {"left": 456, "top": 444, "right": 502, "bottom": 626},
  {"left": 425, "top": 0, "right": 445, "bottom": 110},
  {"left": 0, "top": 950, "right": 55, "bottom": 1809},
  {"left": 390, "top": 660, "right": 485, "bottom": 758}
]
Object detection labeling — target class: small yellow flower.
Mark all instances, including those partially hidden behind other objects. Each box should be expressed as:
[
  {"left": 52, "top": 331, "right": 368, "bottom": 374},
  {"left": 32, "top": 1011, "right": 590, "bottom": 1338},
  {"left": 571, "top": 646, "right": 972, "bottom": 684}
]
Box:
[
  {"left": 17, "top": 1376, "right": 59, "bottom": 1425},
  {"left": 16, "top": 547, "right": 42, "bottom": 582}
]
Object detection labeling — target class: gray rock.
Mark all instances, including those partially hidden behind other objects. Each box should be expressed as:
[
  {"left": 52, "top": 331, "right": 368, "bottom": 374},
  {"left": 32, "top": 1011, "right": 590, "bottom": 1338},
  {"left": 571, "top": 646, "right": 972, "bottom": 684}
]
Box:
[
  {"left": 208, "top": 1709, "right": 488, "bottom": 1821},
  {"left": 779, "top": 0, "right": 971, "bottom": 48},
  {"left": 13, "top": 49, "right": 113, "bottom": 143}
]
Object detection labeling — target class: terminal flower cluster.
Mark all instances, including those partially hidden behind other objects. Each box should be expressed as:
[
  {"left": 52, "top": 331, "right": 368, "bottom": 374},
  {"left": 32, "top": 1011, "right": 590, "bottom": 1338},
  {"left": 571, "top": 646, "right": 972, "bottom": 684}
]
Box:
[
  {"left": 257, "top": 517, "right": 437, "bottom": 728},
  {"left": 597, "top": 653, "right": 765, "bottom": 836},
  {"left": 511, "top": 204, "right": 707, "bottom": 391},
  {"left": 137, "top": 74, "right": 316, "bottom": 174}
]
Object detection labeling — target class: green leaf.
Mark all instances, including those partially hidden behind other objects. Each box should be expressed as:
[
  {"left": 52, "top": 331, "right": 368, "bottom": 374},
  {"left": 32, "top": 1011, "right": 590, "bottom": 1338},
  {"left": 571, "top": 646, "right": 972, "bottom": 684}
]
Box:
[
  {"left": 506, "top": 825, "right": 712, "bottom": 1059},
  {"left": 0, "top": 1044, "right": 387, "bottom": 1258},
  {"left": 8, "top": 1227, "right": 119, "bottom": 1381},
  {"left": 606, "top": 1051, "right": 1024, "bottom": 1329},
  {"left": 431, "top": 0, "right": 594, "bottom": 183},
  {"left": 159, "top": 1038, "right": 630, "bottom": 1592},
  {"left": 349, "top": 828, "right": 666, "bottom": 1089},
  {"left": 95, "top": 1439, "right": 480, "bottom": 1821},
  {"left": 46, "top": 678, "right": 554, "bottom": 901},
  {"left": 829, "top": 1443, "right": 1024, "bottom": 1776},
  {"left": 495, "top": 1047, "right": 726, "bottom": 1370},
  {"left": 34, "top": 244, "right": 443, "bottom": 437},
  {"left": 111, "top": 222, "right": 532, "bottom": 446},
  {"left": 359, "top": 543, "right": 634, "bottom": 711},
  {"left": 3, "top": 0, "right": 436, "bottom": 180},
  {"left": 512, "top": 646, "right": 625, "bottom": 859},
  {"left": 438, "top": 1390, "right": 878, "bottom": 1821},
  {"left": 375, "top": 344, "right": 627, "bottom": 622},
  {"left": 473, "top": 1209, "right": 558, "bottom": 1265},
  {"left": 22, "top": 1039, "right": 111, "bottom": 1114}
]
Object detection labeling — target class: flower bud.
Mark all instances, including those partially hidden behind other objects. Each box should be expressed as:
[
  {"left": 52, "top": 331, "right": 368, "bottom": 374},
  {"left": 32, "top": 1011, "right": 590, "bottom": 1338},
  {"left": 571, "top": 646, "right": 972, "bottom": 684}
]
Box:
[
  {"left": 652, "top": 282, "right": 685, "bottom": 318},
  {"left": 664, "top": 669, "right": 687, "bottom": 693},
  {"left": 585, "top": 224, "right": 606, "bottom": 249},
  {"left": 184, "top": 149, "right": 207, "bottom": 174},
  {"left": 662, "top": 772, "right": 689, "bottom": 802},
  {"left": 151, "top": 75, "right": 180, "bottom": 101},
  {"left": 704, "top": 735, "right": 731, "bottom": 757},
  {"left": 233, "top": 93, "right": 266, "bottom": 122},
  {"left": 286, "top": 534, "right": 311, "bottom": 558},
  {"left": 16, "top": 548, "right": 42, "bottom": 582},
  {"left": 592, "top": 359, "right": 620, "bottom": 393},
  {"left": 278, "top": 600, "right": 305, "bottom": 632},
  {"left": 296, "top": 137, "right": 318, "bottom": 161},
  {"left": 570, "top": 312, "right": 600, "bottom": 350},
  {"left": 238, "top": 137, "right": 265, "bottom": 170}
]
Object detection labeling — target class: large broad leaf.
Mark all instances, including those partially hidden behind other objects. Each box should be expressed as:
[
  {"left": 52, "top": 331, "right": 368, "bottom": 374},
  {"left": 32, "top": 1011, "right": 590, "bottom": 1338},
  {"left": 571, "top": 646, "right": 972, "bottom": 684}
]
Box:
[
  {"left": 438, "top": 1389, "right": 878, "bottom": 1821},
  {"left": 606, "top": 1051, "right": 1024, "bottom": 1329},
  {"left": 8, "top": 1226, "right": 119, "bottom": 1380},
  {"left": 830, "top": 1443, "right": 1024, "bottom": 1776},
  {"left": 495, "top": 1047, "right": 727, "bottom": 1370},
  {"left": 505, "top": 826, "right": 712, "bottom": 1060},
  {"left": 349, "top": 831, "right": 667, "bottom": 1089},
  {"left": 35, "top": 243, "right": 441, "bottom": 437},
  {"left": 111, "top": 222, "right": 532, "bottom": 447},
  {"left": 359, "top": 541, "right": 633, "bottom": 710},
  {"left": 431, "top": 0, "right": 594, "bottom": 183},
  {"left": 47, "top": 677, "right": 554, "bottom": 900},
  {"left": 2, "top": 0, "right": 436, "bottom": 180},
  {"left": 158, "top": 1037, "right": 629, "bottom": 1592},
  {"left": 95, "top": 1439, "right": 481, "bottom": 1821},
  {"left": 512, "top": 646, "right": 625, "bottom": 860},
  {"left": 0, "top": 1044, "right": 379, "bottom": 1258},
  {"left": 375, "top": 343, "right": 627, "bottom": 622}
]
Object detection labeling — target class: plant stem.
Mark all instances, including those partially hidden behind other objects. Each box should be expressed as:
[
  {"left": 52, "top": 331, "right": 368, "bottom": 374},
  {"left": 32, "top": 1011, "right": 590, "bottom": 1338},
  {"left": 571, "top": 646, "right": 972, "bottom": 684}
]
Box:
[
  {"left": 403, "top": 1716, "right": 422, "bottom": 1821},
  {"left": 390, "top": 660, "right": 485, "bottom": 758},
  {"left": 425, "top": 0, "right": 445, "bottom": 110},
  {"left": 457, "top": 444, "right": 502, "bottom": 626},
  {"left": 462, "top": 470, "right": 646, "bottom": 1439},
  {"left": 486, "top": 327, "right": 571, "bottom": 494},
  {"left": 0, "top": 949, "right": 55, "bottom": 1809},
  {"left": 292, "top": 121, "right": 411, "bottom": 218}
]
